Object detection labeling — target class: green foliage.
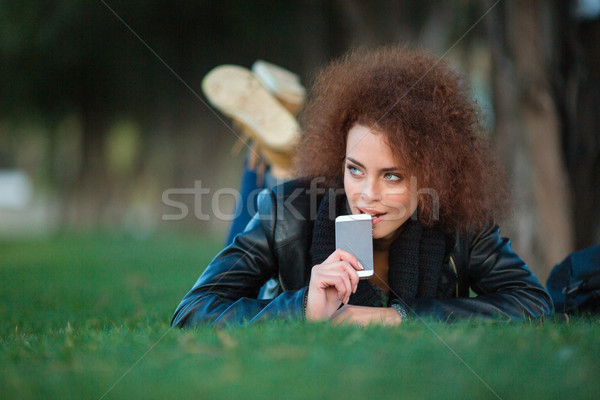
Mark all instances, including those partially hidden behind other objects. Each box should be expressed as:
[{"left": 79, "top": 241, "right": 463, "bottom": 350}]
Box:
[{"left": 1, "top": 234, "right": 599, "bottom": 400}]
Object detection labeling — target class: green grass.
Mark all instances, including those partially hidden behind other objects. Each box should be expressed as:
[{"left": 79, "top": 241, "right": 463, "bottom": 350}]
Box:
[{"left": 1, "top": 233, "right": 599, "bottom": 399}]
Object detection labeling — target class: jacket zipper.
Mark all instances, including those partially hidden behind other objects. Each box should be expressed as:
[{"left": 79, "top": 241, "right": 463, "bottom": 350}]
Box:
[{"left": 449, "top": 255, "right": 458, "bottom": 297}]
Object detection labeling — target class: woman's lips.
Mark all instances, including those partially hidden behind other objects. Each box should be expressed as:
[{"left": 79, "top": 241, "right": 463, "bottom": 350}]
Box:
[
  {"left": 371, "top": 215, "right": 385, "bottom": 225},
  {"left": 358, "top": 208, "right": 387, "bottom": 225}
]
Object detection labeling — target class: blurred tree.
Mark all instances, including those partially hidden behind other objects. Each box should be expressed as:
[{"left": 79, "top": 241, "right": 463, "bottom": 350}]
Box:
[
  {"left": 486, "top": 0, "right": 600, "bottom": 280},
  {"left": 553, "top": 0, "right": 600, "bottom": 251}
]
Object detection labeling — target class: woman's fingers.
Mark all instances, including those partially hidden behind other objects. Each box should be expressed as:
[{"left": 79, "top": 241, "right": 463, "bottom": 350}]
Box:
[
  {"left": 334, "top": 275, "right": 350, "bottom": 304},
  {"left": 307, "top": 256, "right": 364, "bottom": 320},
  {"left": 316, "top": 269, "right": 352, "bottom": 303},
  {"left": 345, "top": 263, "right": 360, "bottom": 294},
  {"left": 324, "top": 248, "right": 364, "bottom": 272},
  {"left": 335, "top": 261, "right": 359, "bottom": 294},
  {"left": 307, "top": 250, "right": 364, "bottom": 319},
  {"left": 314, "top": 261, "right": 359, "bottom": 295}
]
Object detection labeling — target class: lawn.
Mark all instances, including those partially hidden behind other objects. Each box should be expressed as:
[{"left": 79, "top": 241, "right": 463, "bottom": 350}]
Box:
[{"left": 1, "top": 233, "right": 599, "bottom": 400}]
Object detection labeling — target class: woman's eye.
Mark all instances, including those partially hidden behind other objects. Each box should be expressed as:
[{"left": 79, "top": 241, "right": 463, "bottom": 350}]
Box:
[
  {"left": 385, "top": 173, "right": 401, "bottom": 181},
  {"left": 347, "top": 166, "right": 362, "bottom": 175}
]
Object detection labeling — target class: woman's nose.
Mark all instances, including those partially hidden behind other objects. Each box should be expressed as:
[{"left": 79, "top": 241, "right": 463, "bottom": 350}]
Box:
[{"left": 360, "top": 178, "right": 381, "bottom": 202}]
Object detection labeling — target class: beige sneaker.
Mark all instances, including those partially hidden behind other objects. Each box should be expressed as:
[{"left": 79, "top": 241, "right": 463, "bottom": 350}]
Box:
[
  {"left": 202, "top": 65, "right": 300, "bottom": 154},
  {"left": 251, "top": 60, "right": 306, "bottom": 115}
]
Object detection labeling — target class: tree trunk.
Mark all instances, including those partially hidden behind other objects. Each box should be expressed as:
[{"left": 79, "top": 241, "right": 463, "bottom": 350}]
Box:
[
  {"left": 487, "top": 0, "right": 574, "bottom": 282},
  {"left": 553, "top": 0, "right": 600, "bottom": 249}
]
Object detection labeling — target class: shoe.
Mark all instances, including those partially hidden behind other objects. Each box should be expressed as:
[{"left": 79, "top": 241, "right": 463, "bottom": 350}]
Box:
[
  {"left": 202, "top": 65, "right": 300, "bottom": 154},
  {"left": 252, "top": 60, "right": 305, "bottom": 115},
  {"left": 233, "top": 120, "right": 295, "bottom": 173}
]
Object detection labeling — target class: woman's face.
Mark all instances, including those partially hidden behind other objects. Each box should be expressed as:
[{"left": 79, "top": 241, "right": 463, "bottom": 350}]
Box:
[{"left": 344, "top": 124, "right": 417, "bottom": 240}]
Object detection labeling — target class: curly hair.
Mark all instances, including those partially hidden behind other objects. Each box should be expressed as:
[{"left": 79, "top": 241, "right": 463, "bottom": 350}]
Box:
[{"left": 293, "top": 44, "right": 507, "bottom": 233}]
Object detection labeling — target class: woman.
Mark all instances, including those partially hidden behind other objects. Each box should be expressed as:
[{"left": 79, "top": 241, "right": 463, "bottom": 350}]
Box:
[{"left": 172, "top": 45, "right": 553, "bottom": 328}]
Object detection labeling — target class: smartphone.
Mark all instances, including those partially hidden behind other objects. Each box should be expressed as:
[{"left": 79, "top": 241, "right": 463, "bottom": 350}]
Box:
[{"left": 335, "top": 214, "right": 374, "bottom": 278}]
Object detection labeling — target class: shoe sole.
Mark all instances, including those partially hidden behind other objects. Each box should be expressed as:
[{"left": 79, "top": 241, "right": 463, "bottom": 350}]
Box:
[
  {"left": 202, "top": 65, "right": 300, "bottom": 152},
  {"left": 252, "top": 60, "right": 305, "bottom": 111}
]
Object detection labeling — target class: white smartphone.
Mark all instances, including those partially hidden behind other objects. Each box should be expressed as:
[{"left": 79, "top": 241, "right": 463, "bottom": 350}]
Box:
[{"left": 335, "top": 214, "right": 374, "bottom": 278}]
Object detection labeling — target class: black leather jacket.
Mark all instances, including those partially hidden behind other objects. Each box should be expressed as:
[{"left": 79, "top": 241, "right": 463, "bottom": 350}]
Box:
[{"left": 172, "top": 180, "right": 553, "bottom": 328}]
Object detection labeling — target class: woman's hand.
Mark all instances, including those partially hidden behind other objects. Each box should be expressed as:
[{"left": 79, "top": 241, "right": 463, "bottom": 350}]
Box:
[
  {"left": 331, "top": 305, "right": 402, "bottom": 326},
  {"left": 305, "top": 248, "right": 362, "bottom": 321}
]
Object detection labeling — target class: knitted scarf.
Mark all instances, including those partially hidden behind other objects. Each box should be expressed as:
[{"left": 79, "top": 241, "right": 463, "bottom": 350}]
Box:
[{"left": 310, "top": 182, "right": 446, "bottom": 307}]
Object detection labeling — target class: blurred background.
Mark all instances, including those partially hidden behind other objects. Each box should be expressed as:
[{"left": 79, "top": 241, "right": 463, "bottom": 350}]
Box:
[{"left": 0, "top": 0, "right": 598, "bottom": 282}]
